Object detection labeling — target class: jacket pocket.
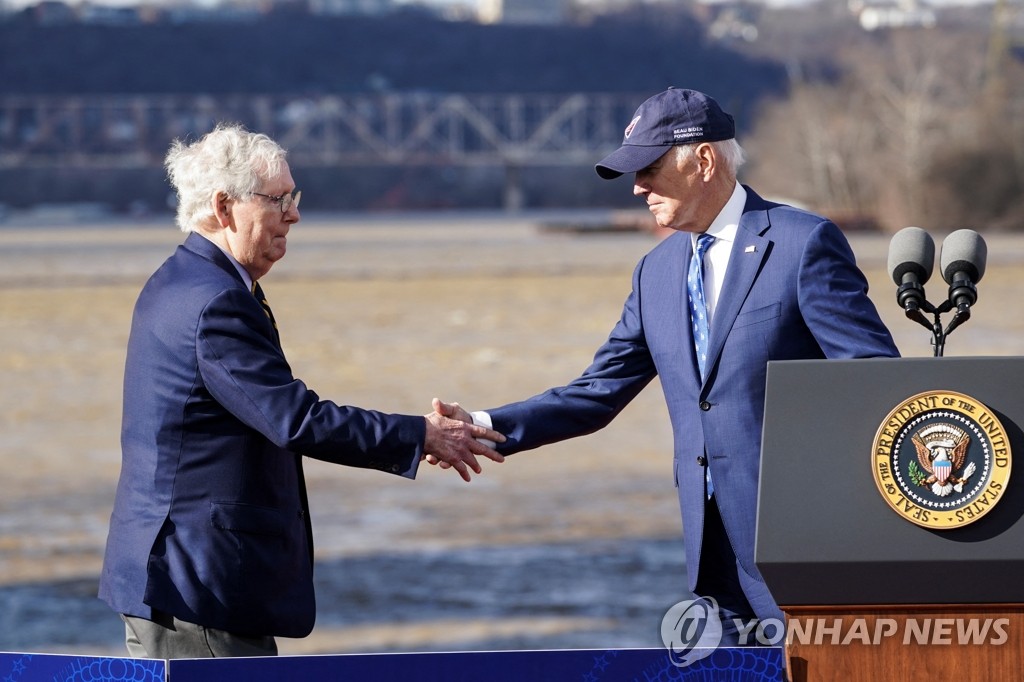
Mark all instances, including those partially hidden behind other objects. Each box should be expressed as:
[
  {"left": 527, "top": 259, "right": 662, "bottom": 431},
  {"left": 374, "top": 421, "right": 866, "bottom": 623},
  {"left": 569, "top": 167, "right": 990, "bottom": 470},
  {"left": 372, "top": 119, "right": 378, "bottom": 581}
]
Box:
[
  {"left": 210, "top": 501, "right": 289, "bottom": 537},
  {"left": 732, "top": 302, "right": 780, "bottom": 329}
]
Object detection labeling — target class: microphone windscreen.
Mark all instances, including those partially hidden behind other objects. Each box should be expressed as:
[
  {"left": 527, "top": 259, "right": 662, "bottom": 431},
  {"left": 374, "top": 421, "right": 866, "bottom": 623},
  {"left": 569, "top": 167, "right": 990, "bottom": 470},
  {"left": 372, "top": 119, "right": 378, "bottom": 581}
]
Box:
[
  {"left": 940, "top": 229, "right": 987, "bottom": 284},
  {"left": 888, "top": 226, "right": 935, "bottom": 285}
]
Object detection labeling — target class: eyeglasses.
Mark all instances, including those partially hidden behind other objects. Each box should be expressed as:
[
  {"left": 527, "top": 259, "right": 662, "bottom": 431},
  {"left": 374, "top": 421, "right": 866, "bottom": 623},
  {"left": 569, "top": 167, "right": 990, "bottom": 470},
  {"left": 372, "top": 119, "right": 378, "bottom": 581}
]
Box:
[{"left": 252, "top": 189, "right": 301, "bottom": 214}]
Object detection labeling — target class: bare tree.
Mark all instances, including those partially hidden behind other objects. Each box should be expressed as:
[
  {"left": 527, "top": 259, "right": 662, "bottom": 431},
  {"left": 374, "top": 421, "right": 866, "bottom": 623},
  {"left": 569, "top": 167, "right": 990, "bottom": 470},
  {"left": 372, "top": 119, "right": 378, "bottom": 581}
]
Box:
[{"left": 744, "top": 25, "right": 1017, "bottom": 233}]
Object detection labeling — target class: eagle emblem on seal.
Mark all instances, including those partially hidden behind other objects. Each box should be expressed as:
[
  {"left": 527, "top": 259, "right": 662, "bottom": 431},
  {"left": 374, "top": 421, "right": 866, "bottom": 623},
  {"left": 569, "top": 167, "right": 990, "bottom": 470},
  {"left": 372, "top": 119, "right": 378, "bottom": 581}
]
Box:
[{"left": 911, "top": 424, "right": 977, "bottom": 497}]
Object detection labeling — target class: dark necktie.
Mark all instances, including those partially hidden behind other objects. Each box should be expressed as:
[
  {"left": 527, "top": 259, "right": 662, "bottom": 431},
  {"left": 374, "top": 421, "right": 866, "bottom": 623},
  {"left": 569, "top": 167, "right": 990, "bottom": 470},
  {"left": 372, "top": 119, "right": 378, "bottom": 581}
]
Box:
[
  {"left": 252, "top": 281, "right": 280, "bottom": 346},
  {"left": 252, "top": 282, "right": 308, "bottom": 552}
]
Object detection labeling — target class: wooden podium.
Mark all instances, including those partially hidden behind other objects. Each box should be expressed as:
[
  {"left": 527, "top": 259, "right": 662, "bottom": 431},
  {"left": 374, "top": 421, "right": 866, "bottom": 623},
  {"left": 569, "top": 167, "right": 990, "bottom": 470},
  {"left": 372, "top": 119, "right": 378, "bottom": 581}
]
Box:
[
  {"left": 782, "top": 604, "right": 1024, "bottom": 681},
  {"left": 756, "top": 358, "right": 1024, "bottom": 682}
]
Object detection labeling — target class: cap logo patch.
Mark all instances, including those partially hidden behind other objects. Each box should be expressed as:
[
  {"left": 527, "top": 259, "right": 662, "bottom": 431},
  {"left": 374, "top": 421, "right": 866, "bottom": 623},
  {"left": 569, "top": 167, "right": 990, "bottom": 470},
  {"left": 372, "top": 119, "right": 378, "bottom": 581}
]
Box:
[
  {"left": 674, "top": 126, "right": 704, "bottom": 141},
  {"left": 624, "top": 115, "right": 641, "bottom": 139}
]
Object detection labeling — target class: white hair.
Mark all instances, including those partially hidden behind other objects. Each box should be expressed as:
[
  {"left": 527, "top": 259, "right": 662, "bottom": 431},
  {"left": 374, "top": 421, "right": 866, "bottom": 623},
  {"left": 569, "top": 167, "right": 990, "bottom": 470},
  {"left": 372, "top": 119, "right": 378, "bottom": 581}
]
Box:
[
  {"left": 164, "top": 122, "right": 288, "bottom": 233},
  {"left": 675, "top": 138, "right": 746, "bottom": 179}
]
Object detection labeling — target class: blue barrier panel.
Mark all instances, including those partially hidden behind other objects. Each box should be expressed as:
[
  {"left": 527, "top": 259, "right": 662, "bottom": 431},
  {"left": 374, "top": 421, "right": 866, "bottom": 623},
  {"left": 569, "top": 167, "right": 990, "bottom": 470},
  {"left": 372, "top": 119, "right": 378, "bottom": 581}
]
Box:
[
  {"left": 170, "top": 647, "right": 784, "bottom": 681},
  {"left": 3, "top": 648, "right": 783, "bottom": 680},
  {"left": 0, "top": 653, "right": 165, "bottom": 682}
]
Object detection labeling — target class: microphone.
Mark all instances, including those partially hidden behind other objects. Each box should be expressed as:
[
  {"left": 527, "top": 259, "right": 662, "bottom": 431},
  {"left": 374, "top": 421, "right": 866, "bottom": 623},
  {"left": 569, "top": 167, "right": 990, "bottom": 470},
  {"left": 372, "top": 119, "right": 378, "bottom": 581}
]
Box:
[
  {"left": 940, "top": 229, "right": 987, "bottom": 312},
  {"left": 887, "top": 226, "right": 935, "bottom": 314}
]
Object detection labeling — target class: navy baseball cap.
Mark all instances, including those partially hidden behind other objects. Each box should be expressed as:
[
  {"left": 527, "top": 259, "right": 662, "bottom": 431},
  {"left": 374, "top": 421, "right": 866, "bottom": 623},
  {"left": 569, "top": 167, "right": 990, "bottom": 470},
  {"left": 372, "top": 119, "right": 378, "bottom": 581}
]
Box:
[{"left": 595, "top": 88, "right": 736, "bottom": 179}]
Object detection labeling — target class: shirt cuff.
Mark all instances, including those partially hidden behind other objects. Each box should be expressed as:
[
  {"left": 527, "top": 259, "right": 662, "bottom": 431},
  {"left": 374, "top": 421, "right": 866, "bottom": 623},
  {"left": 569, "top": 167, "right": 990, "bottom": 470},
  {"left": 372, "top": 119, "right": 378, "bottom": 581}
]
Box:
[{"left": 470, "top": 410, "right": 496, "bottom": 448}]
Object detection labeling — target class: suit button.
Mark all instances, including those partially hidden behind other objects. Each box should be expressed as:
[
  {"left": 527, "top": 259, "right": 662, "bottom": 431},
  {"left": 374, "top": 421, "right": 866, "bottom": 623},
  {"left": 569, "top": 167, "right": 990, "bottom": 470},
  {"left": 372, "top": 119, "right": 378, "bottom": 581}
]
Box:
[
  {"left": 697, "top": 455, "right": 707, "bottom": 466},
  {"left": 699, "top": 400, "right": 711, "bottom": 411}
]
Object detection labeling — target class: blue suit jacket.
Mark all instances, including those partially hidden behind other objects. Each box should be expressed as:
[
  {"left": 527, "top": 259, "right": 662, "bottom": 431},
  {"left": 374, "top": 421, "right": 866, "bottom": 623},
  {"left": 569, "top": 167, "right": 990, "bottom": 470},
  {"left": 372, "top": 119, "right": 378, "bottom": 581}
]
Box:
[
  {"left": 99, "top": 233, "right": 425, "bottom": 638},
  {"left": 486, "top": 187, "right": 899, "bottom": 623}
]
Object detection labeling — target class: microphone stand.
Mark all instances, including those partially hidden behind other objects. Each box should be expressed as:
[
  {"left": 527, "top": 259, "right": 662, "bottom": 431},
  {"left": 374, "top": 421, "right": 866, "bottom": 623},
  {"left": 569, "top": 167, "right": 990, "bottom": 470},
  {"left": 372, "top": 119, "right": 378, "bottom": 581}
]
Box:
[{"left": 896, "top": 281, "right": 975, "bottom": 358}]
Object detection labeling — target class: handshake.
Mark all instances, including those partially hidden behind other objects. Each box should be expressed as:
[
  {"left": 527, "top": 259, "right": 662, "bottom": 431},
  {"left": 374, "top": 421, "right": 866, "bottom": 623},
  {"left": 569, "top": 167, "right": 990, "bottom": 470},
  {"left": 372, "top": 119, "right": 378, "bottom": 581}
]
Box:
[{"left": 422, "top": 398, "right": 505, "bottom": 482}]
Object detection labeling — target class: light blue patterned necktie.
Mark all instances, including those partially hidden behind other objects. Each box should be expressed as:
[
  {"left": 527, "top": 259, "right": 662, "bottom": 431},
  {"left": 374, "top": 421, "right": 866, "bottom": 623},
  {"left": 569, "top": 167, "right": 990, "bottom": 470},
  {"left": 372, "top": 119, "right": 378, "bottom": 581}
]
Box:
[
  {"left": 688, "top": 233, "right": 714, "bottom": 379},
  {"left": 688, "top": 233, "right": 715, "bottom": 497}
]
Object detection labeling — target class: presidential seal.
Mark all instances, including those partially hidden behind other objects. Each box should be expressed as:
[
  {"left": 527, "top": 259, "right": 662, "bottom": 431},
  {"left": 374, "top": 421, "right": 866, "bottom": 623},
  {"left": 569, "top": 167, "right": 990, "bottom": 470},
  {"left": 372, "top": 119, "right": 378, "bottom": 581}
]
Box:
[{"left": 872, "top": 391, "right": 1012, "bottom": 529}]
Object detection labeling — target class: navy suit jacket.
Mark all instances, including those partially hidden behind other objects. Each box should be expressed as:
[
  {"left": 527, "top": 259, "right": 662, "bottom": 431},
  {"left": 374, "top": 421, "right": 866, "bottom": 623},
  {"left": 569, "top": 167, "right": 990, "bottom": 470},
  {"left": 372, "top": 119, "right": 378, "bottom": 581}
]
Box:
[
  {"left": 486, "top": 187, "right": 899, "bottom": 623},
  {"left": 100, "top": 233, "right": 425, "bottom": 638}
]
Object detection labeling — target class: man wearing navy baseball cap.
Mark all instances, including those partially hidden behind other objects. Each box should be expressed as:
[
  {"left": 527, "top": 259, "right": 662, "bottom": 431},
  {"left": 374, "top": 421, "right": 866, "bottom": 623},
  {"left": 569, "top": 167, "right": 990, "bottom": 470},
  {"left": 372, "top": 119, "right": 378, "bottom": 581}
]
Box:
[
  {"left": 428, "top": 87, "right": 899, "bottom": 646},
  {"left": 595, "top": 87, "right": 736, "bottom": 180}
]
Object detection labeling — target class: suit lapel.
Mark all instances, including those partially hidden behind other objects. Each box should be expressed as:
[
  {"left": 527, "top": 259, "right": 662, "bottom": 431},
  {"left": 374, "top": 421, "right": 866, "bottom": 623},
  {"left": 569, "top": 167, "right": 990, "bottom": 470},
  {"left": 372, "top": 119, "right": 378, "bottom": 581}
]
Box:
[{"left": 704, "top": 192, "right": 772, "bottom": 379}]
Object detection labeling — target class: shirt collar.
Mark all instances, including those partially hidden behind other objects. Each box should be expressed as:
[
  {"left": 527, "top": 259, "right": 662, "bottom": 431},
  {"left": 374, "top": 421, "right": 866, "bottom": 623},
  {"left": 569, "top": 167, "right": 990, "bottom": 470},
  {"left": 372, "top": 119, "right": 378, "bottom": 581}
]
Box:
[{"left": 197, "top": 232, "right": 253, "bottom": 292}]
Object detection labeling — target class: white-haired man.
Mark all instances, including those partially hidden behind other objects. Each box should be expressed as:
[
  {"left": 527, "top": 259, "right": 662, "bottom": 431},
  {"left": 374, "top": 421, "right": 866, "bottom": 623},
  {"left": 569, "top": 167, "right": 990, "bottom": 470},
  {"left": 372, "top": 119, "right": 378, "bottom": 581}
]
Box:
[{"left": 100, "top": 123, "right": 504, "bottom": 658}]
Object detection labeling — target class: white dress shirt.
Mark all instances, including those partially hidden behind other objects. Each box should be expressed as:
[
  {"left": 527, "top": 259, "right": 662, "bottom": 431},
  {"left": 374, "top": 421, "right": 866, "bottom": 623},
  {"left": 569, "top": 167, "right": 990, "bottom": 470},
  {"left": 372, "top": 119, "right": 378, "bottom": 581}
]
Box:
[{"left": 694, "top": 182, "right": 746, "bottom": 324}]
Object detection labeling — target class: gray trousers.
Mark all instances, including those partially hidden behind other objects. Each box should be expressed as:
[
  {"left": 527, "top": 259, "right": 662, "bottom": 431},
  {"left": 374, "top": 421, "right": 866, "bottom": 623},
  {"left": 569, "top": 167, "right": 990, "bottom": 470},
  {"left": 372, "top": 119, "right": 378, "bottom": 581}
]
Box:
[{"left": 121, "top": 610, "right": 278, "bottom": 659}]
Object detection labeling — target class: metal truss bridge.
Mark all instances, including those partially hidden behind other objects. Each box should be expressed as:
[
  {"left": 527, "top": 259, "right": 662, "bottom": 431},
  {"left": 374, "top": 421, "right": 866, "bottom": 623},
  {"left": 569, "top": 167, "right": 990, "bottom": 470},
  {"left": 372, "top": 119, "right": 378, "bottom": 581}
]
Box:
[{"left": 0, "top": 92, "right": 643, "bottom": 171}]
